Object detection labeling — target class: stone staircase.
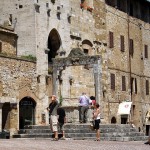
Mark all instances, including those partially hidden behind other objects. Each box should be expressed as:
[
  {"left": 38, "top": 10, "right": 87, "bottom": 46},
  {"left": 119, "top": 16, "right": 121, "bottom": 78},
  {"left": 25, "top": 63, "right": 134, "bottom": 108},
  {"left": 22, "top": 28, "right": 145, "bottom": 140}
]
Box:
[{"left": 13, "top": 123, "right": 148, "bottom": 141}]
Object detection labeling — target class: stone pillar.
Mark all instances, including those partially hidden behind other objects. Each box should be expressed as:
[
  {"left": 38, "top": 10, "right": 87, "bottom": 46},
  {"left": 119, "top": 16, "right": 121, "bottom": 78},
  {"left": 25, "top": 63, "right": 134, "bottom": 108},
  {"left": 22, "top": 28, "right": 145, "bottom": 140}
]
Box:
[
  {"left": 9, "top": 103, "right": 18, "bottom": 136},
  {"left": 94, "top": 58, "right": 102, "bottom": 105},
  {"left": 0, "top": 103, "right": 3, "bottom": 132},
  {"left": 52, "top": 67, "right": 58, "bottom": 95}
]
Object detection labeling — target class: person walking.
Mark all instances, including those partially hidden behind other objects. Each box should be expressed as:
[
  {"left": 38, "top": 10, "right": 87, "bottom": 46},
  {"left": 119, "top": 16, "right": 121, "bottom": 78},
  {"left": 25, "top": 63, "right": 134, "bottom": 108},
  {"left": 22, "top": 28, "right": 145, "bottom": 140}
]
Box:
[
  {"left": 79, "top": 92, "right": 91, "bottom": 123},
  {"left": 57, "top": 106, "right": 66, "bottom": 140},
  {"left": 47, "top": 95, "right": 59, "bottom": 141},
  {"left": 93, "top": 103, "right": 101, "bottom": 141}
]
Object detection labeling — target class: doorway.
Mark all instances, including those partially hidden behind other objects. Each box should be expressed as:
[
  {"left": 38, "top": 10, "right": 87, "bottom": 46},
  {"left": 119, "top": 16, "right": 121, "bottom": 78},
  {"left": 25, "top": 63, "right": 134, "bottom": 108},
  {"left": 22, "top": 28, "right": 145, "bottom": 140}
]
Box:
[
  {"left": 19, "top": 97, "right": 36, "bottom": 129},
  {"left": 2, "top": 102, "right": 11, "bottom": 130},
  {"left": 111, "top": 116, "right": 117, "bottom": 124},
  {"left": 146, "top": 125, "right": 150, "bottom": 136},
  {"left": 121, "top": 115, "right": 128, "bottom": 124}
]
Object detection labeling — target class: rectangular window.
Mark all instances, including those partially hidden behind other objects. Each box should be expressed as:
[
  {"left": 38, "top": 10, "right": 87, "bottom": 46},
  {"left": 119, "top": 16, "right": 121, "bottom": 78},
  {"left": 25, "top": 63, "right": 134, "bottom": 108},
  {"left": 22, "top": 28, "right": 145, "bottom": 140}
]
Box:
[
  {"left": 129, "top": 39, "right": 134, "bottom": 56},
  {"left": 0, "top": 42, "right": 2, "bottom": 53},
  {"left": 37, "top": 76, "right": 40, "bottom": 83},
  {"left": 111, "top": 73, "right": 115, "bottom": 90},
  {"left": 109, "top": 31, "right": 114, "bottom": 48},
  {"left": 146, "top": 80, "right": 149, "bottom": 95},
  {"left": 120, "top": 35, "right": 125, "bottom": 52},
  {"left": 46, "top": 3, "right": 49, "bottom": 8},
  {"left": 122, "top": 76, "right": 126, "bottom": 91},
  {"left": 145, "top": 45, "right": 148, "bottom": 58}
]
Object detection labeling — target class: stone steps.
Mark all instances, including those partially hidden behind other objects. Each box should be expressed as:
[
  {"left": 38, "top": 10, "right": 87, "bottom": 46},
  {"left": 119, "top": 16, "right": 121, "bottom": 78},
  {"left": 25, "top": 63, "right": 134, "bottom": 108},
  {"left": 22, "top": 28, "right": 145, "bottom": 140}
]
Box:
[{"left": 12, "top": 123, "right": 148, "bottom": 141}]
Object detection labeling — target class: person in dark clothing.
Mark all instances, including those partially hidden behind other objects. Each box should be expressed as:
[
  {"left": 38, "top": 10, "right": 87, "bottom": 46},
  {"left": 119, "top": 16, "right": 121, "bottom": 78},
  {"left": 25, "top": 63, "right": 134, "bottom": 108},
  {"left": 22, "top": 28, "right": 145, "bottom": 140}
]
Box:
[{"left": 57, "top": 107, "right": 66, "bottom": 140}]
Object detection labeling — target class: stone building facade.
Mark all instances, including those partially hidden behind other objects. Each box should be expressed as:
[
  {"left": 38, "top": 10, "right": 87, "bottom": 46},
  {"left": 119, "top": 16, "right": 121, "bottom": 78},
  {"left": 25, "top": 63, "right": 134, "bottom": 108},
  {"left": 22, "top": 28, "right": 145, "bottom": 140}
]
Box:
[{"left": 0, "top": 0, "right": 150, "bottom": 136}]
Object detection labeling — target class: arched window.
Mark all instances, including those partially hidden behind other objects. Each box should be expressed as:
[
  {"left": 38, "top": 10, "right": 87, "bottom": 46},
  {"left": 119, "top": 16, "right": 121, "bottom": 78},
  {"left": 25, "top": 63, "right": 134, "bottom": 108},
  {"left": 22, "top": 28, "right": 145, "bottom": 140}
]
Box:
[
  {"left": 48, "top": 29, "right": 61, "bottom": 62},
  {"left": 82, "top": 40, "right": 93, "bottom": 55}
]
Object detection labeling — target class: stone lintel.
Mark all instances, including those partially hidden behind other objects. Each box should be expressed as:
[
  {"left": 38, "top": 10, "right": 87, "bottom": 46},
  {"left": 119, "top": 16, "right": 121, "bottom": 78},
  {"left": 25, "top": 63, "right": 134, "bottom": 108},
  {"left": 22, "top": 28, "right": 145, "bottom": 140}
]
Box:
[
  {"left": 52, "top": 55, "right": 101, "bottom": 68},
  {"left": 10, "top": 103, "right": 17, "bottom": 109}
]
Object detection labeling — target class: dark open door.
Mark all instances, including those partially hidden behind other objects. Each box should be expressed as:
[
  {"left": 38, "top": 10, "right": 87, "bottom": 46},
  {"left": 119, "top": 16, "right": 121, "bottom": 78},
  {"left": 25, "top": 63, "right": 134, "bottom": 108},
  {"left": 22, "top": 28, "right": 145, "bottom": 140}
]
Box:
[{"left": 19, "top": 97, "right": 36, "bottom": 129}]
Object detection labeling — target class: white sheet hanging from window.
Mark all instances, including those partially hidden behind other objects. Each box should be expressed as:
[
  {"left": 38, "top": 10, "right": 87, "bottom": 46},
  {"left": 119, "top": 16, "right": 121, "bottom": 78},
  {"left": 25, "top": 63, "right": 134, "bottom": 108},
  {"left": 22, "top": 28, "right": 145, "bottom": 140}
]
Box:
[{"left": 118, "top": 102, "right": 132, "bottom": 115}]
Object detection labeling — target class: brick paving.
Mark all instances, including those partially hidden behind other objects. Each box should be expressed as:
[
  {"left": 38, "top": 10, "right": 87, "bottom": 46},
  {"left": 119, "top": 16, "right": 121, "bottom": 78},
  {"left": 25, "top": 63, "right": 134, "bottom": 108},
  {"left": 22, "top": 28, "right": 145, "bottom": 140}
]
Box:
[{"left": 0, "top": 139, "right": 149, "bottom": 150}]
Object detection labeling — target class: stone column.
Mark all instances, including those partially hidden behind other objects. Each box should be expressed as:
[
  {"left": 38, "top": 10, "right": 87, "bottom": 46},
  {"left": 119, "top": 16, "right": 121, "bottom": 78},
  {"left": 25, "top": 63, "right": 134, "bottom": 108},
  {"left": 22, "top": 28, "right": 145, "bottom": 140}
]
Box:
[
  {"left": 0, "top": 103, "right": 3, "bottom": 132},
  {"left": 9, "top": 103, "right": 18, "bottom": 137},
  {"left": 94, "top": 58, "right": 102, "bottom": 105},
  {"left": 52, "top": 67, "right": 58, "bottom": 95}
]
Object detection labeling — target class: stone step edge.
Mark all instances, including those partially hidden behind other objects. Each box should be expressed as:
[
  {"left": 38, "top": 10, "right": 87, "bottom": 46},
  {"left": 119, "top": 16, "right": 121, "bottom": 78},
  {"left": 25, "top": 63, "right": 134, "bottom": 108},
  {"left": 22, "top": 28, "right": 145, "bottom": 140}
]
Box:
[{"left": 13, "top": 135, "right": 148, "bottom": 141}]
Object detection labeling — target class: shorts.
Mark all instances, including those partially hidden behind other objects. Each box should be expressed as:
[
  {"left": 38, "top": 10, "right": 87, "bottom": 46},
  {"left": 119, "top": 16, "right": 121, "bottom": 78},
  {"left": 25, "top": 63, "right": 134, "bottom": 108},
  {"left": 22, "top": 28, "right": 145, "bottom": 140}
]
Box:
[
  {"left": 94, "top": 119, "right": 100, "bottom": 130},
  {"left": 50, "top": 115, "right": 58, "bottom": 132},
  {"left": 58, "top": 122, "right": 64, "bottom": 132}
]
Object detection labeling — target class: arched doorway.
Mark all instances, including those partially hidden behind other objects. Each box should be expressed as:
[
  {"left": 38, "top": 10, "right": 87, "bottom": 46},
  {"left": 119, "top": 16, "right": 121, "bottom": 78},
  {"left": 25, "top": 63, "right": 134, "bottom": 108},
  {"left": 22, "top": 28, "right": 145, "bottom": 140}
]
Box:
[
  {"left": 19, "top": 97, "right": 36, "bottom": 129},
  {"left": 48, "top": 29, "right": 61, "bottom": 63},
  {"left": 111, "top": 116, "right": 117, "bottom": 124}
]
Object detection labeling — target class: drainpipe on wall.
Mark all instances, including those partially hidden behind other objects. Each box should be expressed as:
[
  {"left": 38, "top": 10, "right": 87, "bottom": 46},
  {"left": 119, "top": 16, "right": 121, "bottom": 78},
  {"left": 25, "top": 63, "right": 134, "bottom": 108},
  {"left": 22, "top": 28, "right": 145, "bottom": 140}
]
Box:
[{"left": 127, "top": 0, "right": 132, "bottom": 124}]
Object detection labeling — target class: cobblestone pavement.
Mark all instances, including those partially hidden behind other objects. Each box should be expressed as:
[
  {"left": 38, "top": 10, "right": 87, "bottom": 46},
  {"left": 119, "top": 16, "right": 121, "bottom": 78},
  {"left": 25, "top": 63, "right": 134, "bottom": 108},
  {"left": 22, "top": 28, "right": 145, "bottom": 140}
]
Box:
[{"left": 0, "top": 139, "right": 149, "bottom": 150}]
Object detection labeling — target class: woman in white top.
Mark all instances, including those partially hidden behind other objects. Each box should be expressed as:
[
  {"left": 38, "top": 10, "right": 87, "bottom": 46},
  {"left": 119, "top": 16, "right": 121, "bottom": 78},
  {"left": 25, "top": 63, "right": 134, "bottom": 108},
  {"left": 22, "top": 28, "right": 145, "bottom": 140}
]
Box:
[{"left": 93, "top": 103, "right": 101, "bottom": 141}]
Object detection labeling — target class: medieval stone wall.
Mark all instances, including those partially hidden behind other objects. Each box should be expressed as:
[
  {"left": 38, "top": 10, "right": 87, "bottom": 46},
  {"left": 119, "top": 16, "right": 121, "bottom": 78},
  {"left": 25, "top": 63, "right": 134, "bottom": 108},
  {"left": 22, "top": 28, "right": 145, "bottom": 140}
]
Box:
[
  {"left": 105, "top": 4, "right": 150, "bottom": 128},
  {"left": 0, "top": 27, "right": 17, "bottom": 56},
  {"left": 0, "top": 0, "right": 36, "bottom": 56},
  {"left": 0, "top": 0, "right": 150, "bottom": 134}
]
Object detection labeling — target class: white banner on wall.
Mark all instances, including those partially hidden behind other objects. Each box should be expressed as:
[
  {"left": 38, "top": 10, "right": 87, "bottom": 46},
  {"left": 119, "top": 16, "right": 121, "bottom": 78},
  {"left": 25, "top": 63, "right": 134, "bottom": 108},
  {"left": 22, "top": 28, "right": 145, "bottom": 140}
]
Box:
[{"left": 118, "top": 102, "right": 132, "bottom": 115}]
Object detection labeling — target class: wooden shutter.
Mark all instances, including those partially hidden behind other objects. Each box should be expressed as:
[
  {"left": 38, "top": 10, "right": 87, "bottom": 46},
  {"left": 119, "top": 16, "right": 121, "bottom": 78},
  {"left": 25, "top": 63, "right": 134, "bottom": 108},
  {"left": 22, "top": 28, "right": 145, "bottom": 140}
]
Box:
[
  {"left": 111, "top": 73, "right": 115, "bottom": 90},
  {"left": 109, "top": 31, "right": 114, "bottom": 48},
  {"left": 146, "top": 80, "right": 149, "bottom": 95},
  {"left": 145, "top": 45, "right": 148, "bottom": 58},
  {"left": 122, "top": 76, "right": 126, "bottom": 91},
  {"left": 129, "top": 39, "right": 134, "bottom": 56},
  {"left": 120, "top": 35, "right": 125, "bottom": 52}
]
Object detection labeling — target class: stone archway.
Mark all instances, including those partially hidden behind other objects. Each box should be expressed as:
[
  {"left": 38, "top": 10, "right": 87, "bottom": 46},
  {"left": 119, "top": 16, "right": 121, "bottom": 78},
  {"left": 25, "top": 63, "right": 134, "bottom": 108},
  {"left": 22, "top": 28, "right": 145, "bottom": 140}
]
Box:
[
  {"left": 19, "top": 97, "right": 36, "bottom": 129},
  {"left": 48, "top": 29, "right": 61, "bottom": 63},
  {"left": 52, "top": 48, "right": 102, "bottom": 104},
  {"left": 49, "top": 48, "right": 102, "bottom": 122}
]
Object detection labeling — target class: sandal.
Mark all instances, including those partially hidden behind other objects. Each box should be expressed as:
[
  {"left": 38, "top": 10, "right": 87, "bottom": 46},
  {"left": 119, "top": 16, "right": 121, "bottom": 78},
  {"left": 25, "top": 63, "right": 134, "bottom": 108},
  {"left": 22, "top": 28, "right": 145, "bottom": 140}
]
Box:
[{"left": 52, "top": 138, "right": 58, "bottom": 141}]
